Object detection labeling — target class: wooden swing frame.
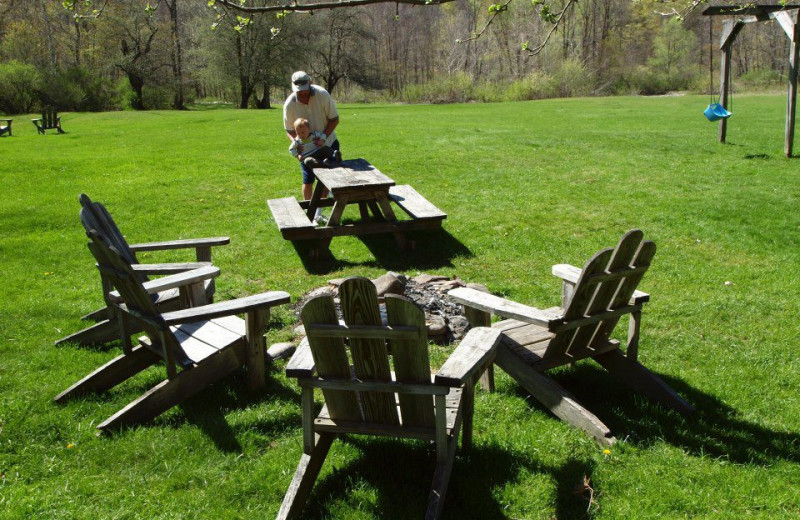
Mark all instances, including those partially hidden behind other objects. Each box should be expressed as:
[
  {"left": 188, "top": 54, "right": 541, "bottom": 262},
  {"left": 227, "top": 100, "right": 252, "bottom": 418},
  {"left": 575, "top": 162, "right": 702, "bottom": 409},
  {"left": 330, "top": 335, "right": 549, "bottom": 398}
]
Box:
[{"left": 703, "top": 5, "right": 800, "bottom": 157}]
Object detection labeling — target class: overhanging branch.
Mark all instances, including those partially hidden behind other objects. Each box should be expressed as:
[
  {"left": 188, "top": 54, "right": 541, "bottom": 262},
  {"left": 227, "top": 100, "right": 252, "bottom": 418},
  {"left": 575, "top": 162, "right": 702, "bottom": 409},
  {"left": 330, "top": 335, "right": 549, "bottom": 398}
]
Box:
[{"left": 215, "top": 0, "right": 456, "bottom": 13}]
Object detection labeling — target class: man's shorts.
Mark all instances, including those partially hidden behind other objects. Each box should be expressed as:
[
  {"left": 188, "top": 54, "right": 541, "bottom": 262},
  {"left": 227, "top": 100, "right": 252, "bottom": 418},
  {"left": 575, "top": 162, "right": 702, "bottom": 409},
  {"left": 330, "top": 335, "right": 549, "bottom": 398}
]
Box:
[{"left": 301, "top": 139, "right": 341, "bottom": 184}]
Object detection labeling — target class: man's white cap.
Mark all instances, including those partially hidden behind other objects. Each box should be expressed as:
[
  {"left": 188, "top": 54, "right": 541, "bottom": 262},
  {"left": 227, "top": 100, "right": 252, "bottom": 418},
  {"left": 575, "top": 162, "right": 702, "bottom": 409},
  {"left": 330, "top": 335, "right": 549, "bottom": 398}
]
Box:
[{"left": 291, "top": 71, "right": 311, "bottom": 92}]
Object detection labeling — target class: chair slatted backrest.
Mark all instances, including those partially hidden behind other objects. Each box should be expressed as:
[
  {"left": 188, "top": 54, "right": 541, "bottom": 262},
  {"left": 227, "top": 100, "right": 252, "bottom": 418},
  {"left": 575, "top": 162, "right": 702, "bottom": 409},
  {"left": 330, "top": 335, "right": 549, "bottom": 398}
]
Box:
[
  {"left": 301, "top": 277, "right": 435, "bottom": 428},
  {"left": 544, "top": 230, "right": 655, "bottom": 358},
  {"left": 85, "top": 230, "right": 178, "bottom": 358},
  {"left": 79, "top": 194, "right": 140, "bottom": 269},
  {"left": 43, "top": 107, "right": 58, "bottom": 128}
]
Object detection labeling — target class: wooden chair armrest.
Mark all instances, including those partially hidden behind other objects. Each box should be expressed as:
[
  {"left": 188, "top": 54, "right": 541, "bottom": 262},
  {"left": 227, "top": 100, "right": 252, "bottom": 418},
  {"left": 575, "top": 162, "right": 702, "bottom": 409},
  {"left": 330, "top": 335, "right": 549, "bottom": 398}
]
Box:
[
  {"left": 448, "top": 287, "right": 561, "bottom": 328},
  {"left": 128, "top": 237, "right": 230, "bottom": 252},
  {"left": 31, "top": 118, "right": 42, "bottom": 122},
  {"left": 435, "top": 327, "right": 502, "bottom": 387},
  {"left": 161, "top": 291, "right": 290, "bottom": 325},
  {"left": 129, "top": 261, "right": 212, "bottom": 275},
  {"left": 108, "top": 266, "right": 220, "bottom": 303},
  {"left": 0, "top": 118, "right": 11, "bottom": 123},
  {"left": 552, "top": 263, "right": 650, "bottom": 304},
  {"left": 286, "top": 338, "right": 315, "bottom": 378}
]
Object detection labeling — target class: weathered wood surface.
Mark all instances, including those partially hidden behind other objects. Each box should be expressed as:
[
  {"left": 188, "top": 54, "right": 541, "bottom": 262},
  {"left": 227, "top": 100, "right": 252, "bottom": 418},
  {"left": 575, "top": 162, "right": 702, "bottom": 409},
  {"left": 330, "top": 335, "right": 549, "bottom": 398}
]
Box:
[
  {"left": 268, "top": 197, "right": 316, "bottom": 232},
  {"left": 281, "top": 276, "right": 500, "bottom": 519},
  {"left": 449, "top": 230, "right": 693, "bottom": 445},
  {"left": 127, "top": 236, "right": 230, "bottom": 252},
  {"left": 388, "top": 184, "right": 447, "bottom": 220},
  {"left": 129, "top": 261, "right": 212, "bottom": 275},
  {"left": 57, "top": 231, "right": 289, "bottom": 433},
  {"left": 435, "top": 327, "right": 501, "bottom": 387},
  {"left": 107, "top": 266, "right": 220, "bottom": 303},
  {"left": 313, "top": 158, "right": 395, "bottom": 196},
  {"left": 448, "top": 287, "right": 561, "bottom": 328}
]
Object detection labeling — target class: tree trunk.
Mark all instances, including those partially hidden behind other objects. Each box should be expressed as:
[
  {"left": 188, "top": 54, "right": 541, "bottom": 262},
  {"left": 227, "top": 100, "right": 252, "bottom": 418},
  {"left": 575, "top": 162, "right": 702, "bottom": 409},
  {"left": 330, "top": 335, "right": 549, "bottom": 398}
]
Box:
[
  {"left": 39, "top": 0, "right": 56, "bottom": 71},
  {"left": 127, "top": 74, "right": 145, "bottom": 110},
  {"left": 166, "top": 0, "right": 186, "bottom": 110}
]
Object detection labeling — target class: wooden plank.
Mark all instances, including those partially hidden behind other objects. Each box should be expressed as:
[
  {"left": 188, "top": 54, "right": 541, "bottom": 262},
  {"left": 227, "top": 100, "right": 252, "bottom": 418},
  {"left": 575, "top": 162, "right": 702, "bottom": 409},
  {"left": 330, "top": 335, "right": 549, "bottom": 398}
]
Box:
[
  {"left": 772, "top": 10, "right": 799, "bottom": 39},
  {"left": 54, "top": 345, "right": 161, "bottom": 402},
  {"left": 245, "top": 308, "right": 269, "bottom": 390},
  {"left": 786, "top": 19, "right": 799, "bottom": 157},
  {"left": 268, "top": 197, "right": 316, "bottom": 231},
  {"left": 552, "top": 263, "right": 650, "bottom": 304},
  {"left": 703, "top": 5, "right": 800, "bottom": 16},
  {"left": 435, "top": 327, "right": 501, "bottom": 387},
  {"left": 277, "top": 432, "right": 336, "bottom": 520},
  {"left": 464, "top": 306, "right": 495, "bottom": 391},
  {"left": 160, "top": 291, "right": 290, "bottom": 325},
  {"left": 494, "top": 343, "right": 616, "bottom": 446},
  {"left": 96, "top": 346, "right": 243, "bottom": 433},
  {"left": 388, "top": 185, "right": 447, "bottom": 220},
  {"left": 568, "top": 230, "right": 643, "bottom": 353},
  {"left": 108, "top": 266, "right": 221, "bottom": 303},
  {"left": 385, "top": 294, "right": 435, "bottom": 428},
  {"left": 277, "top": 218, "right": 443, "bottom": 240},
  {"left": 301, "top": 295, "right": 362, "bottom": 421},
  {"left": 313, "top": 159, "right": 395, "bottom": 196},
  {"left": 130, "top": 261, "right": 213, "bottom": 275},
  {"left": 448, "top": 287, "right": 561, "bottom": 328},
  {"left": 299, "top": 377, "right": 449, "bottom": 395},
  {"left": 305, "top": 323, "right": 421, "bottom": 340},
  {"left": 286, "top": 338, "right": 316, "bottom": 378},
  {"left": 545, "top": 248, "right": 612, "bottom": 358},
  {"left": 339, "top": 277, "right": 399, "bottom": 425},
  {"left": 127, "top": 236, "right": 230, "bottom": 252}
]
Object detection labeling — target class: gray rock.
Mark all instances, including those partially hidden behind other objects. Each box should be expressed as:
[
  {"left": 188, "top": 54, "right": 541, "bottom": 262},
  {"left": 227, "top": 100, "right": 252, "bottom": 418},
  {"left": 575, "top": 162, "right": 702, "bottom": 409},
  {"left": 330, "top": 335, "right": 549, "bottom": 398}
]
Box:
[
  {"left": 372, "top": 272, "right": 406, "bottom": 297},
  {"left": 267, "top": 342, "right": 296, "bottom": 361},
  {"left": 293, "top": 324, "right": 306, "bottom": 337},
  {"left": 413, "top": 274, "right": 450, "bottom": 285},
  {"left": 466, "top": 282, "right": 490, "bottom": 294},
  {"left": 446, "top": 315, "right": 470, "bottom": 341},
  {"left": 426, "top": 315, "right": 447, "bottom": 337}
]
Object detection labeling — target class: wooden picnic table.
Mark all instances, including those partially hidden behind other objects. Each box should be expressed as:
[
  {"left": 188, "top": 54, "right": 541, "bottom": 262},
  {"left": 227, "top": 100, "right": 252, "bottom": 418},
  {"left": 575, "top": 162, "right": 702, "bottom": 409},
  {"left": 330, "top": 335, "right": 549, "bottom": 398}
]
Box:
[{"left": 268, "top": 158, "right": 446, "bottom": 258}]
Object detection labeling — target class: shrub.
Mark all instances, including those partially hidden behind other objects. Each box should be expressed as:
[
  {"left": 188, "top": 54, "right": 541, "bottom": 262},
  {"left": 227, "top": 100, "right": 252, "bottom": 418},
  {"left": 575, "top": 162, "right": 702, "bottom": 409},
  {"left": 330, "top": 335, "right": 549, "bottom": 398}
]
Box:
[
  {"left": 39, "top": 67, "right": 119, "bottom": 112},
  {"left": 0, "top": 60, "right": 41, "bottom": 114}
]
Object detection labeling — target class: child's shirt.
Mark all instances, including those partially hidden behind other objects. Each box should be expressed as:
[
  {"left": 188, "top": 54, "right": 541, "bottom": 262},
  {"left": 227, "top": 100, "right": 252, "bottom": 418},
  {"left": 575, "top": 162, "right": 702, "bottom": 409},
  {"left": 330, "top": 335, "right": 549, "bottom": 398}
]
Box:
[{"left": 289, "top": 131, "right": 325, "bottom": 158}]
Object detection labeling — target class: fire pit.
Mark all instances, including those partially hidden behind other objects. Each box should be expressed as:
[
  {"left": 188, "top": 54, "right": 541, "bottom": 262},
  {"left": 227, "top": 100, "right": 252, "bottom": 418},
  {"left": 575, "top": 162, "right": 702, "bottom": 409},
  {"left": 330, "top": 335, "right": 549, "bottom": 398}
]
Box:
[{"left": 293, "top": 272, "right": 489, "bottom": 343}]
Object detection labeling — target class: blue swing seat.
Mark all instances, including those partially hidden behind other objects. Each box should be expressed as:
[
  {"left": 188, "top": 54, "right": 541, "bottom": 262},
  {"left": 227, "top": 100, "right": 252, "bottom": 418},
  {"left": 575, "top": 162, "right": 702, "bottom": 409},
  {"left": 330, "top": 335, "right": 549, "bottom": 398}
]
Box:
[{"left": 704, "top": 103, "right": 732, "bottom": 122}]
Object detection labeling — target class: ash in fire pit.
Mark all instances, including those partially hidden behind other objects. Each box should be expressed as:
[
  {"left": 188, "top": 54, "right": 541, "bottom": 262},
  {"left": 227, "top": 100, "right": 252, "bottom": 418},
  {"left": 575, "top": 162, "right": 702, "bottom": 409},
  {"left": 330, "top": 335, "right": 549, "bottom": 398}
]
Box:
[{"left": 293, "top": 272, "right": 489, "bottom": 343}]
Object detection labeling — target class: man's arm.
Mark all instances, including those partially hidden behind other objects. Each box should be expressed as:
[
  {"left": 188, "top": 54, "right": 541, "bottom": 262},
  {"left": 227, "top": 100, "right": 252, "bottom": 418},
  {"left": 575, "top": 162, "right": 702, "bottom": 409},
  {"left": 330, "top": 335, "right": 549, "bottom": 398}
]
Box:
[{"left": 323, "top": 117, "right": 339, "bottom": 138}]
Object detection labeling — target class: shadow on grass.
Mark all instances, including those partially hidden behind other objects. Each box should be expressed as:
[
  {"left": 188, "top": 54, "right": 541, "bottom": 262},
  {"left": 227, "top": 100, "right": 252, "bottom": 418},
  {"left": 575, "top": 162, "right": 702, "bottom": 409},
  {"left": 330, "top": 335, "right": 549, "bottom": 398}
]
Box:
[
  {"left": 291, "top": 227, "right": 472, "bottom": 275},
  {"left": 300, "top": 437, "right": 596, "bottom": 520},
  {"left": 515, "top": 363, "right": 800, "bottom": 466}
]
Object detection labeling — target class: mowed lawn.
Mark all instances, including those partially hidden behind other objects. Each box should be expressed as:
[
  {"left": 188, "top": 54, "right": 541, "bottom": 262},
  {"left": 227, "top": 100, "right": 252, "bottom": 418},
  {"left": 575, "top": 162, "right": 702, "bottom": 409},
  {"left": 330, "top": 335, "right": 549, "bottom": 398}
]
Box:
[{"left": 1, "top": 95, "right": 798, "bottom": 519}]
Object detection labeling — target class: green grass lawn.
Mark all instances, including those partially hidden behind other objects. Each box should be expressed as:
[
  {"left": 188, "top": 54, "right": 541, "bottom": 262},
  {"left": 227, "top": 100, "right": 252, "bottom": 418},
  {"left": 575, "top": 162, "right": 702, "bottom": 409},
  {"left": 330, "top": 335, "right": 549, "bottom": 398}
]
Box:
[{"left": 1, "top": 94, "right": 799, "bottom": 519}]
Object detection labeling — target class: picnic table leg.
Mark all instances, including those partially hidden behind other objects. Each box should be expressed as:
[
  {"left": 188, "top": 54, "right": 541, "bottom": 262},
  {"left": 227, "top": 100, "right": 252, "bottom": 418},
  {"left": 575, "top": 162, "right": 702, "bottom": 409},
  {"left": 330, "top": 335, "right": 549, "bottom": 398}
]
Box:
[
  {"left": 358, "top": 202, "right": 370, "bottom": 222},
  {"left": 314, "top": 195, "right": 349, "bottom": 258},
  {"left": 305, "top": 181, "right": 325, "bottom": 221},
  {"left": 367, "top": 201, "right": 385, "bottom": 221},
  {"left": 375, "top": 192, "right": 409, "bottom": 249}
]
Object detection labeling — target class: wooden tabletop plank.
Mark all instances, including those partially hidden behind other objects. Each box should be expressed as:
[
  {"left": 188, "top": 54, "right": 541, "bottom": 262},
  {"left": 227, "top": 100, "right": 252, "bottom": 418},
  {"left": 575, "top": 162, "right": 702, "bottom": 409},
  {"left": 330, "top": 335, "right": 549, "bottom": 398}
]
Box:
[{"left": 314, "top": 158, "right": 395, "bottom": 195}]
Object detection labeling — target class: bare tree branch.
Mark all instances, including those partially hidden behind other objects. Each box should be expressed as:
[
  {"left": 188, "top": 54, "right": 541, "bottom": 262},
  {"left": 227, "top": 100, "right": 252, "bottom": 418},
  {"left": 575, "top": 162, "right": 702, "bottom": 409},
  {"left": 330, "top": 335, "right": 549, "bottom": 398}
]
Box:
[
  {"left": 523, "top": 0, "right": 577, "bottom": 55},
  {"left": 458, "top": 0, "right": 514, "bottom": 44}
]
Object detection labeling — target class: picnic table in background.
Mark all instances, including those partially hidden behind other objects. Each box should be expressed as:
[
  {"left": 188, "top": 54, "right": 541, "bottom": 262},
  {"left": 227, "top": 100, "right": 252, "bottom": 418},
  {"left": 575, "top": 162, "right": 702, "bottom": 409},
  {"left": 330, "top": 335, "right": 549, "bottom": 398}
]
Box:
[{"left": 268, "top": 158, "right": 446, "bottom": 259}]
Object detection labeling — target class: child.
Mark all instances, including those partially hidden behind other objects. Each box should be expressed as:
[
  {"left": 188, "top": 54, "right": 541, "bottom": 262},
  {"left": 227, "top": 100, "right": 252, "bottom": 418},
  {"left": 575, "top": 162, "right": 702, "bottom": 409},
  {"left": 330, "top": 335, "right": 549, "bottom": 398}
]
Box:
[{"left": 289, "top": 118, "right": 341, "bottom": 169}]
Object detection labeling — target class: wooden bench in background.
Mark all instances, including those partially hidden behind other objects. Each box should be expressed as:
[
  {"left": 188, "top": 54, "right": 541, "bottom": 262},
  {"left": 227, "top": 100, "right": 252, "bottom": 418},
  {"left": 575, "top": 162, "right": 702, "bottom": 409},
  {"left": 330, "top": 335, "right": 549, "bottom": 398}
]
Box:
[{"left": 0, "top": 119, "right": 12, "bottom": 137}]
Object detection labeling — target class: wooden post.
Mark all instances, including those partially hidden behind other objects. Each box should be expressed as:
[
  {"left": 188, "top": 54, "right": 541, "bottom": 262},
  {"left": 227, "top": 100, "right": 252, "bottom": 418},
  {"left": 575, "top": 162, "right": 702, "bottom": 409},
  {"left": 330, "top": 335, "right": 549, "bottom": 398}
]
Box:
[
  {"left": 626, "top": 310, "right": 641, "bottom": 362},
  {"left": 245, "top": 308, "right": 269, "bottom": 391},
  {"left": 463, "top": 306, "right": 495, "bottom": 392},
  {"left": 786, "top": 20, "right": 799, "bottom": 157},
  {"left": 718, "top": 20, "right": 744, "bottom": 143}
]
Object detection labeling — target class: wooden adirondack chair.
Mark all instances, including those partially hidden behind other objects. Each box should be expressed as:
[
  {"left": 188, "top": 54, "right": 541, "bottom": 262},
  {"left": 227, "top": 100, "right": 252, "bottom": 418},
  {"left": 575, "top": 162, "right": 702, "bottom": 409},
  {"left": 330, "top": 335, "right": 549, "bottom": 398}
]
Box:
[
  {"left": 449, "top": 229, "right": 694, "bottom": 446},
  {"left": 54, "top": 230, "right": 290, "bottom": 433},
  {"left": 0, "top": 118, "right": 12, "bottom": 136},
  {"left": 56, "top": 194, "right": 230, "bottom": 347},
  {"left": 279, "top": 277, "right": 502, "bottom": 520},
  {"left": 31, "top": 106, "right": 65, "bottom": 134}
]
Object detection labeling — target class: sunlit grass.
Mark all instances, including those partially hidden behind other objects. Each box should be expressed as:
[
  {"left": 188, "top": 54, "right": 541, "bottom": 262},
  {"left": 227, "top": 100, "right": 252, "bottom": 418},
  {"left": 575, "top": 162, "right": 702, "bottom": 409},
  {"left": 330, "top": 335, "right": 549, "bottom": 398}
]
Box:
[{"left": 1, "top": 95, "right": 799, "bottom": 518}]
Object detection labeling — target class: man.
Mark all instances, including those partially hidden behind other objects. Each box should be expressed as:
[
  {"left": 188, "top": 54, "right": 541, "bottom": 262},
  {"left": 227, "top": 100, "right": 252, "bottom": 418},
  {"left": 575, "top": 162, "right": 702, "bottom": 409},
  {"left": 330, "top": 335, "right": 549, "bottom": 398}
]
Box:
[{"left": 283, "top": 71, "right": 342, "bottom": 222}]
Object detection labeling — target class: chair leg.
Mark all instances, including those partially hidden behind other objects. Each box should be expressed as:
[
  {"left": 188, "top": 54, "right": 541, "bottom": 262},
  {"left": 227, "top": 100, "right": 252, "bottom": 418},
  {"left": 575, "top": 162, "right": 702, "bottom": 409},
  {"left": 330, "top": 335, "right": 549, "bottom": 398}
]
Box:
[
  {"left": 495, "top": 344, "right": 616, "bottom": 445},
  {"left": 54, "top": 318, "right": 128, "bottom": 347},
  {"left": 54, "top": 345, "right": 160, "bottom": 403},
  {"left": 81, "top": 306, "right": 113, "bottom": 322},
  {"left": 96, "top": 346, "right": 242, "bottom": 433},
  {"left": 425, "top": 433, "right": 459, "bottom": 520},
  {"left": 594, "top": 349, "right": 695, "bottom": 415},
  {"left": 277, "top": 433, "right": 336, "bottom": 520}
]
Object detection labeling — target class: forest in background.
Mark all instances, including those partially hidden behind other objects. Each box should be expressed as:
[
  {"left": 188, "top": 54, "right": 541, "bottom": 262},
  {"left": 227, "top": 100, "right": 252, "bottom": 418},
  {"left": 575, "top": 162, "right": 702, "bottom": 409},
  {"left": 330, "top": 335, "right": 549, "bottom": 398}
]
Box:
[{"left": 0, "top": 0, "right": 793, "bottom": 113}]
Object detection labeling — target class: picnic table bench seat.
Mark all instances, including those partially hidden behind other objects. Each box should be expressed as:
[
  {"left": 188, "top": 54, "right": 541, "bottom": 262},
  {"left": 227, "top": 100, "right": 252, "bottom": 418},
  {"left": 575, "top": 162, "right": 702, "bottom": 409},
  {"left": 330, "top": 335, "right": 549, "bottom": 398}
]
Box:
[{"left": 388, "top": 184, "right": 447, "bottom": 221}]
